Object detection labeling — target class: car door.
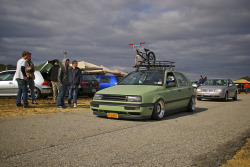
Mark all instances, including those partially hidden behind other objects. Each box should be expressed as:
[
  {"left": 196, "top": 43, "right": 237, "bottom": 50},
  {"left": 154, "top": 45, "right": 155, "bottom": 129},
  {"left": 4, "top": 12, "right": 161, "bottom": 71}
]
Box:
[
  {"left": 0, "top": 71, "right": 16, "bottom": 95},
  {"left": 173, "top": 72, "right": 190, "bottom": 108},
  {"left": 228, "top": 79, "right": 236, "bottom": 97},
  {"left": 164, "top": 72, "right": 185, "bottom": 113}
]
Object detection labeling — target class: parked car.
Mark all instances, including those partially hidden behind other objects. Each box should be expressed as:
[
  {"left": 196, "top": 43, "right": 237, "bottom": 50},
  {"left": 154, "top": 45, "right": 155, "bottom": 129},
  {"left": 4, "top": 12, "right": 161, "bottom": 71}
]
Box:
[
  {"left": 78, "top": 74, "right": 100, "bottom": 97},
  {"left": 96, "top": 75, "right": 124, "bottom": 90},
  {"left": 196, "top": 79, "right": 237, "bottom": 101},
  {"left": 0, "top": 70, "right": 52, "bottom": 99},
  {"left": 91, "top": 64, "right": 195, "bottom": 120}
]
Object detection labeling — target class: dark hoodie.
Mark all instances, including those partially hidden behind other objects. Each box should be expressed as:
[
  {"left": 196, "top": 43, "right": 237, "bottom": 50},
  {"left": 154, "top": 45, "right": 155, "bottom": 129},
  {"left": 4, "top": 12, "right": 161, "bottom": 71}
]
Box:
[
  {"left": 48, "top": 64, "right": 60, "bottom": 82},
  {"left": 58, "top": 58, "right": 70, "bottom": 86},
  {"left": 68, "top": 66, "right": 82, "bottom": 88}
]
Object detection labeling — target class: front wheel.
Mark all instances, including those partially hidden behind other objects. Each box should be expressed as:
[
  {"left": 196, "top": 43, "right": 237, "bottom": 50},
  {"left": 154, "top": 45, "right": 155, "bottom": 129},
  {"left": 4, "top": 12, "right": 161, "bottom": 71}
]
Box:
[
  {"left": 223, "top": 92, "right": 228, "bottom": 101},
  {"left": 233, "top": 91, "right": 237, "bottom": 101},
  {"left": 187, "top": 96, "right": 196, "bottom": 112},
  {"left": 152, "top": 99, "right": 165, "bottom": 120}
]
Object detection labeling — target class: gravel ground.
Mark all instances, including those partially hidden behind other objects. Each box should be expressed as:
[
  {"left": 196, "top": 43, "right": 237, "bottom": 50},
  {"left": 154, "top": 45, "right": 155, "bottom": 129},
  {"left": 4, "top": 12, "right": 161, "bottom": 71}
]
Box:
[{"left": 0, "top": 94, "right": 249, "bottom": 166}]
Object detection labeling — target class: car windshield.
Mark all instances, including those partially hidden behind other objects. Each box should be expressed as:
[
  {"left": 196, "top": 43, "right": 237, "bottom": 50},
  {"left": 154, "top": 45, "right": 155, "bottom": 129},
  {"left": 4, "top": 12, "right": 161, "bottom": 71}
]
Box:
[
  {"left": 204, "top": 79, "right": 228, "bottom": 86},
  {"left": 119, "top": 71, "right": 164, "bottom": 86},
  {"left": 83, "top": 75, "right": 97, "bottom": 81}
]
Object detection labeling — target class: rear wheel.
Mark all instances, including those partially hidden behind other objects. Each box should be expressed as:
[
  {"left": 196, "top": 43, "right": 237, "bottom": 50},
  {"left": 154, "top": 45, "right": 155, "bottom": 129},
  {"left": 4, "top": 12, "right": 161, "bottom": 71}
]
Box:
[
  {"left": 152, "top": 99, "right": 165, "bottom": 120},
  {"left": 27, "top": 87, "right": 41, "bottom": 100},
  {"left": 233, "top": 91, "right": 237, "bottom": 101},
  {"left": 187, "top": 96, "right": 196, "bottom": 112},
  {"left": 147, "top": 51, "right": 156, "bottom": 64}
]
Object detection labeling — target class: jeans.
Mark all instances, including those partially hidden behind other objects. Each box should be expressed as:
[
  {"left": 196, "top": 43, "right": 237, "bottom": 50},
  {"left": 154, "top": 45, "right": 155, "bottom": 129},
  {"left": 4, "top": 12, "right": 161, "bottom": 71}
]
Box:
[
  {"left": 246, "top": 88, "right": 248, "bottom": 94},
  {"left": 16, "top": 79, "right": 28, "bottom": 106},
  {"left": 27, "top": 78, "right": 36, "bottom": 102},
  {"left": 68, "top": 88, "right": 79, "bottom": 104},
  {"left": 57, "top": 85, "right": 68, "bottom": 107}
]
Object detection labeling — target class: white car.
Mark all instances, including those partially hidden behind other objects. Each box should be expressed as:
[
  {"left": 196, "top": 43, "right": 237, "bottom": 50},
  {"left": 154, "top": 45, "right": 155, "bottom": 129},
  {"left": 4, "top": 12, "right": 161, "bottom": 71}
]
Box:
[{"left": 0, "top": 70, "right": 52, "bottom": 99}]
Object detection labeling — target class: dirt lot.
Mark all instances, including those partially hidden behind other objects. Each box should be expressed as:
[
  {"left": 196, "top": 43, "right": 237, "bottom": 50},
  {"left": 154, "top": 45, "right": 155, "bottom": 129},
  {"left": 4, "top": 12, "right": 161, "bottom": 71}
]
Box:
[
  {"left": 0, "top": 97, "right": 92, "bottom": 118},
  {"left": 0, "top": 95, "right": 249, "bottom": 166}
]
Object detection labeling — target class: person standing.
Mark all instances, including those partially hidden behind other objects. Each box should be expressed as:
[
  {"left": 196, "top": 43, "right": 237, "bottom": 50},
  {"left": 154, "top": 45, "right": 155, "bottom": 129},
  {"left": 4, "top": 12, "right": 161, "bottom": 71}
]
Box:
[
  {"left": 199, "top": 75, "right": 204, "bottom": 85},
  {"left": 48, "top": 60, "right": 60, "bottom": 101},
  {"left": 26, "top": 53, "right": 38, "bottom": 104},
  {"left": 57, "top": 58, "right": 70, "bottom": 108},
  {"left": 14, "top": 51, "right": 29, "bottom": 108},
  {"left": 68, "top": 60, "right": 82, "bottom": 108},
  {"left": 237, "top": 84, "right": 241, "bottom": 94},
  {"left": 244, "top": 82, "right": 249, "bottom": 94}
]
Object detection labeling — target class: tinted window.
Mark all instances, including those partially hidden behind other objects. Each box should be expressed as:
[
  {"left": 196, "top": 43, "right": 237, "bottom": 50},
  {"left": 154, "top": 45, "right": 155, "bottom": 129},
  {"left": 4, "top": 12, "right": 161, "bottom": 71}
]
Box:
[
  {"left": 116, "top": 76, "right": 123, "bottom": 82},
  {"left": 100, "top": 76, "right": 111, "bottom": 83},
  {"left": 204, "top": 79, "right": 228, "bottom": 86},
  {"left": 119, "top": 71, "right": 163, "bottom": 86},
  {"left": 175, "top": 73, "right": 188, "bottom": 86},
  {"left": 0, "top": 71, "right": 15, "bottom": 81},
  {"left": 82, "top": 75, "right": 97, "bottom": 81}
]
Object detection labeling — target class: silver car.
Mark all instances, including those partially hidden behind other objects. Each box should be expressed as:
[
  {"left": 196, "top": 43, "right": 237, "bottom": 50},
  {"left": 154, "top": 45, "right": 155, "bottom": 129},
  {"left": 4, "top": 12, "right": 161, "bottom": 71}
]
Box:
[
  {"left": 0, "top": 70, "right": 52, "bottom": 99},
  {"left": 196, "top": 79, "right": 237, "bottom": 101}
]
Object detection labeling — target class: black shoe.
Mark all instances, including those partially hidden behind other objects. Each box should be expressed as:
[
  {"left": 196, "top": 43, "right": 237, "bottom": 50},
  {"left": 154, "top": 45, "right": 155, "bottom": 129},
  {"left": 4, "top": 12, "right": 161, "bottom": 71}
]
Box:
[
  {"left": 23, "top": 105, "right": 30, "bottom": 108},
  {"left": 16, "top": 103, "right": 22, "bottom": 107}
]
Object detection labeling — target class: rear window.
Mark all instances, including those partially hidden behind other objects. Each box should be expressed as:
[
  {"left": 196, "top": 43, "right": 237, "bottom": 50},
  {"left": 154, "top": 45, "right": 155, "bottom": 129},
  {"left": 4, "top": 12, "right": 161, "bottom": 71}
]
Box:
[{"left": 82, "top": 75, "right": 97, "bottom": 81}]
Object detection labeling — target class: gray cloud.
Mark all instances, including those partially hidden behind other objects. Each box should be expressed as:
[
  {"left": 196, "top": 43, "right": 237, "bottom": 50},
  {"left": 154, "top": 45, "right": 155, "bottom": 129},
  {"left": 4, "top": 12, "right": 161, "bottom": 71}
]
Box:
[{"left": 0, "top": 0, "right": 249, "bottom": 80}]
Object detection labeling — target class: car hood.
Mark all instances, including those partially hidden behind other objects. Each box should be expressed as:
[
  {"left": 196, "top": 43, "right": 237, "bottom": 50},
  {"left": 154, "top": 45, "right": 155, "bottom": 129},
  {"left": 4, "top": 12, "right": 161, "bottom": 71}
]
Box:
[
  {"left": 96, "top": 85, "right": 161, "bottom": 96},
  {"left": 198, "top": 85, "right": 226, "bottom": 89}
]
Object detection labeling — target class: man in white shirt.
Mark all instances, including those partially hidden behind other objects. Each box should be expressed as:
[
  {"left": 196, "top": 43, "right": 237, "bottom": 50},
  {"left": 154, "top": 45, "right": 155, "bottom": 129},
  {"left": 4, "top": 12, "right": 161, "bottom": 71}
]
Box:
[{"left": 15, "top": 51, "right": 30, "bottom": 108}]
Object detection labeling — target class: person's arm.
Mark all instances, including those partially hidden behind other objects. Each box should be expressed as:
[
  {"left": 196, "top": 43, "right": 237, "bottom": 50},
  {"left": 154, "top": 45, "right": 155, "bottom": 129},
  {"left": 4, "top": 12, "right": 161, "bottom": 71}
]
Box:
[
  {"left": 78, "top": 70, "right": 82, "bottom": 88},
  {"left": 21, "top": 66, "right": 27, "bottom": 78},
  {"left": 58, "top": 68, "right": 62, "bottom": 86}
]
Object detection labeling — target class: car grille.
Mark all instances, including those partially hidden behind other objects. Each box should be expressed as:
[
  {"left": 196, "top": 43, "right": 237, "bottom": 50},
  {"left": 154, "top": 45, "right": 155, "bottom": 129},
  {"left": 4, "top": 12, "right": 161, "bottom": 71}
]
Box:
[
  {"left": 202, "top": 89, "right": 215, "bottom": 92},
  {"left": 102, "top": 94, "right": 127, "bottom": 101}
]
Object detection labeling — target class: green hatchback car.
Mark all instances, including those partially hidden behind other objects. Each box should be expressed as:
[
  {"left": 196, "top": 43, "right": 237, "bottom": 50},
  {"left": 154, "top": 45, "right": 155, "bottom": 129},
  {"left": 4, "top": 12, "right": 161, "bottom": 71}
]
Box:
[{"left": 90, "top": 65, "right": 195, "bottom": 120}]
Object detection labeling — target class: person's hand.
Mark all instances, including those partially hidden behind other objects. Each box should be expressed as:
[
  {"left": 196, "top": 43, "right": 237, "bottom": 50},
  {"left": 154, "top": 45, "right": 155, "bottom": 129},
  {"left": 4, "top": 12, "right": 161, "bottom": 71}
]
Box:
[
  {"left": 24, "top": 77, "right": 27, "bottom": 81},
  {"left": 78, "top": 85, "right": 81, "bottom": 88}
]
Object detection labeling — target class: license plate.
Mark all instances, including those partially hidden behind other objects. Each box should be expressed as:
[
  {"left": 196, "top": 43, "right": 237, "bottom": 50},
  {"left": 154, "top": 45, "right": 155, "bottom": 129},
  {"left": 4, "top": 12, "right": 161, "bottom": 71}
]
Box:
[
  {"left": 107, "top": 113, "right": 119, "bottom": 119},
  {"left": 204, "top": 93, "right": 210, "bottom": 96},
  {"left": 92, "top": 89, "right": 96, "bottom": 92}
]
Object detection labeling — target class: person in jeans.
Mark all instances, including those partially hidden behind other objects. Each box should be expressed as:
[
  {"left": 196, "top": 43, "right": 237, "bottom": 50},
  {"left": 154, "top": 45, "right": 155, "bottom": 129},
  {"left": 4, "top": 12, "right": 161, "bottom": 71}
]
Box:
[
  {"left": 48, "top": 60, "right": 60, "bottom": 101},
  {"left": 244, "top": 82, "right": 249, "bottom": 94},
  {"left": 14, "top": 51, "right": 29, "bottom": 108},
  {"left": 68, "top": 60, "right": 82, "bottom": 108},
  {"left": 57, "top": 58, "right": 70, "bottom": 108},
  {"left": 26, "top": 53, "right": 38, "bottom": 104}
]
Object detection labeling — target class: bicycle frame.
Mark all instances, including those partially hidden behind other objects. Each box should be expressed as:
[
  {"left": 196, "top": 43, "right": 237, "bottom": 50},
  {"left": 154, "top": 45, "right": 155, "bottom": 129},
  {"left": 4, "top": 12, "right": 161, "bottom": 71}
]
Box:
[{"left": 129, "top": 42, "right": 147, "bottom": 61}]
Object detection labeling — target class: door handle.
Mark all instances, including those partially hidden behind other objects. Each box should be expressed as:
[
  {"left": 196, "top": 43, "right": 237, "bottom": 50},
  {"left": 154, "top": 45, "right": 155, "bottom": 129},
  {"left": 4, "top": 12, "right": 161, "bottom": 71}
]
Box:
[{"left": 9, "top": 82, "right": 13, "bottom": 84}]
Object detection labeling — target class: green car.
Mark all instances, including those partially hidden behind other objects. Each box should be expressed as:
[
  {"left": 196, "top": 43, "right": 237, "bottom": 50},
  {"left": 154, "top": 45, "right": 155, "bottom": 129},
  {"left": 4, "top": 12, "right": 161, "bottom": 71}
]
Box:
[{"left": 90, "top": 66, "right": 195, "bottom": 120}]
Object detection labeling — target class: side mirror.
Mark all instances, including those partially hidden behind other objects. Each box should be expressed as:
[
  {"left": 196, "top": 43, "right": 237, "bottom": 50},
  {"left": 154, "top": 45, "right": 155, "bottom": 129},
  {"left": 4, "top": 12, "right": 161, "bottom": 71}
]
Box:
[
  {"left": 192, "top": 83, "right": 198, "bottom": 88},
  {"left": 166, "top": 82, "right": 176, "bottom": 88}
]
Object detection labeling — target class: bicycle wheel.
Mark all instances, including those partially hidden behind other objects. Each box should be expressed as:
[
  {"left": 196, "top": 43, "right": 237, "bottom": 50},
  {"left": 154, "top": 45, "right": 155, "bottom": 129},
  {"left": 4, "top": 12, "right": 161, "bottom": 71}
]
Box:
[{"left": 147, "top": 51, "right": 156, "bottom": 64}]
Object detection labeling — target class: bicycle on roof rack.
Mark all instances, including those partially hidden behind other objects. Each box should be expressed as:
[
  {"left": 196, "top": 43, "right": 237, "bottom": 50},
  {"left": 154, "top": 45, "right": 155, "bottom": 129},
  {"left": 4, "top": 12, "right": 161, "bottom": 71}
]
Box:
[{"left": 129, "top": 42, "right": 156, "bottom": 65}]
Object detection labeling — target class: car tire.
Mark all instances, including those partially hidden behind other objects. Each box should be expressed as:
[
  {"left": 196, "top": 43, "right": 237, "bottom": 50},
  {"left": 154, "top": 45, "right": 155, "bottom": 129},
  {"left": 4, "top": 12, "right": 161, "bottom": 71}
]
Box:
[
  {"left": 197, "top": 97, "right": 202, "bottom": 101},
  {"left": 187, "top": 96, "right": 196, "bottom": 112},
  {"left": 28, "top": 87, "right": 41, "bottom": 100},
  {"left": 152, "top": 99, "right": 165, "bottom": 120},
  {"left": 223, "top": 92, "right": 228, "bottom": 101},
  {"left": 233, "top": 91, "right": 237, "bottom": 101}
]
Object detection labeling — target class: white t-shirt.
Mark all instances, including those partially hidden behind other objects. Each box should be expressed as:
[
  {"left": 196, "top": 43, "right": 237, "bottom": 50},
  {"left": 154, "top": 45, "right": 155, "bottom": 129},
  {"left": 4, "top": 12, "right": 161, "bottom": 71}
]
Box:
[{"left": 14, "top": 58, "right": 27, "bottom": 79}]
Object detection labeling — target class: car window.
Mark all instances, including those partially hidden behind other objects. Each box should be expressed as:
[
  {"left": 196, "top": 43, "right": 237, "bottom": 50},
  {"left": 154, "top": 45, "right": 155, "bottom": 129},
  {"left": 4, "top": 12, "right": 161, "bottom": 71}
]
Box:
[
  {"left": 175, "top": 72, "right": 188, "bottom": 86},
  {"left": 166, "top": 72, "right": 177, "bottom": 87},
  {"left": 100, "top": 76, "right": 111, "bottom": 83},
  {"left": 229, "top": 79, "right": 234, "bottom": 86},
  {"left": 116, "top": 76, "right": 123, "bottom": 82},
  {"left": 0, "top": 71, "right": 15, "bottom": 81},
  {"left": 204, "top": 79, "right": 228, "bottom": 86},
  {"left": 119, "top": 71, "right": 163, "bottom": 86},
  {"left": 83, "top": 75, "right": 97, "bottom": 81},
  {"left": 42, "top": 63, "right": 53, "bottom": 72}
]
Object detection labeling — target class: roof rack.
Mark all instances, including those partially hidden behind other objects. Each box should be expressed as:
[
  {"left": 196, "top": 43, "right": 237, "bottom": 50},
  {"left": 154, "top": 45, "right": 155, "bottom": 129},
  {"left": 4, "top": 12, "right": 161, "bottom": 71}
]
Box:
[{"left": 133, "top": 61, "right": 175, "bottom": 70}]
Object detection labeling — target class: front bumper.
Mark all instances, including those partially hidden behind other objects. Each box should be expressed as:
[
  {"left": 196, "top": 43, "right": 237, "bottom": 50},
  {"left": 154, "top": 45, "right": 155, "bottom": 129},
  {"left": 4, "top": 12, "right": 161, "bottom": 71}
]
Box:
[
  {"left": 90, "top": 101, "right": 154, "bottom": 120},
  {"left": 196, "top": 92, "right": 225, "bottom": 99}
]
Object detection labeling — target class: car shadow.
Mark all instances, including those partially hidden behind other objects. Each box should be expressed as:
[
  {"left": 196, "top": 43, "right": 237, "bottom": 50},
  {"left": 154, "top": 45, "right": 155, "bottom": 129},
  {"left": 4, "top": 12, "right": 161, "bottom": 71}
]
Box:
[{"left": 198, "top": 99, "right": 242, "bottom": 102}]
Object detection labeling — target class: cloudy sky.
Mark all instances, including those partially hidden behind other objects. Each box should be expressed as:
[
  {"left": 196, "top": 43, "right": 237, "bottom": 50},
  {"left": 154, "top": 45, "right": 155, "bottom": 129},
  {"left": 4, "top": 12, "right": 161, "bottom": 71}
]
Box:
[{"left": 0, "top": 0, "right": 250, "bottom": 80}]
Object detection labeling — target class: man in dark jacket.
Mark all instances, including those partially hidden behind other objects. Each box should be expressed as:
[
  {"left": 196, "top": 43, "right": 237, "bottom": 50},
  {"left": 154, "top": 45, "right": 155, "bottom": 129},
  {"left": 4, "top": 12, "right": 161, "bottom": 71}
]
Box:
[
  {"left": 48, "top": 60, "right": 60, "bottom": 101},
  {"left": 68, "top": 60, "right": 82, "bottom": 108},
  {"left": 57, "top": 58, "right": 70, "bottom": 108}
]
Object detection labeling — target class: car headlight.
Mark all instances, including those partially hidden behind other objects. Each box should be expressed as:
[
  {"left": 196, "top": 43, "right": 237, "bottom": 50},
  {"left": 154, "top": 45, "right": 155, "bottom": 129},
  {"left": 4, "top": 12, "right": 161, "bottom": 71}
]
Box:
[
  {"left": 197, "top": 88, "right": 202, "bottom": 92},
  {"left": 93, "top": 94, "right": 103, "bottom": 100},
  {"left": 126, "top": 96, "right": 142, "bottom": 102},
  {"left": 215, "top": 89, "right": 222, "bottom": 92}
]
